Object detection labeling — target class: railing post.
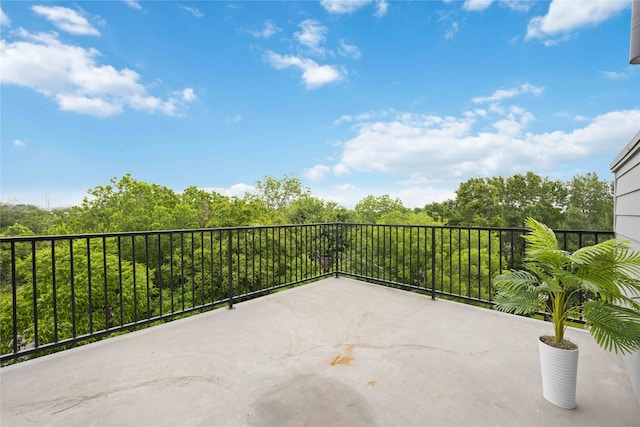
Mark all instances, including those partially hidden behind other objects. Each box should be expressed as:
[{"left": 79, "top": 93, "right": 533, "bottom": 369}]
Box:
[
  {"left": 11, "top": 242, "right": 18, "bottom": 355},
  {"left": 334, "top": 223, "right": 339, "bottom": 277},
  {"left": 431, "top": 227, "right": 436, "bottom": 300},
  {"left": 227, "top": 229, "right": 234, "bottom": 310}
]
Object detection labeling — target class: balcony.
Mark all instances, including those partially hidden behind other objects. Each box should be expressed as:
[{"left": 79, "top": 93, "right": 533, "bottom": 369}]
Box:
[
  {"left": 1, "top": 224, "right": 638, "bottom": 425},
  {"left": 1, "top": 277, "right": 638, "bottom": 425}
]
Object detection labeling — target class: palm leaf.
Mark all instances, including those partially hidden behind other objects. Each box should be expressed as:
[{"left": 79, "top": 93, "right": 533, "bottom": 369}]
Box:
[
  {"left": 523, "top": 217, "right": 558, "bottom": 251},
  {"left": 494, "top": 270, "right": 540, "bottom": 292},
  {"left": 494, "top": 288, "right": 544, "bottom": 315},
  {"left": 584, "top": 301, "right": 640, "bottom": 355}
]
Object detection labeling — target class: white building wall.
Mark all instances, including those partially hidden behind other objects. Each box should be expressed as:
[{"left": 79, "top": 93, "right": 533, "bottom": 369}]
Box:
[{"left": 610, "top": 130, "right": 640, "bottom": 402}]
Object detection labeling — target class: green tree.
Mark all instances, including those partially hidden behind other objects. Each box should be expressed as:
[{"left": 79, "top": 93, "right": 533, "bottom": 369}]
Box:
[
  {"left": 66, "top": 175, "right": 183, "bottom": 233},
  {"left": 285, "top": 196, "right": 353, "bottom": 224},
  {"left": 248, "top": 174, "right": 310, "bottom": 213},
  {"left": 562, "top": 173, "right": 613, "bottom": 230},
  {"left": 211, "top": 196, "right": 272, "bottom": 227},
  {"left": 354, "top": 195, "right": 407, "bottom": 224},
  {"left": 0, "top": 239, "right": 156, "bottom": 354},
  {"left": 179, "top": 186, "right": 219, "bottom": 228},
  {"left": 445, "top": 177, "right": 505, "bottom": 227},
  {"left": 502, "top": 172, "right": 566, "bottom": 228},
  {"left": 422, "top": 199, "right": 457, "bottom": 224},
  {"left": 0, "top": 204, "right": 59, "bottom": 235}
]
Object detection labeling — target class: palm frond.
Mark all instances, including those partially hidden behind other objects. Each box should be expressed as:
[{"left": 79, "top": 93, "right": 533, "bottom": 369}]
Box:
[
  {"left": 494, "top": 288, "right": 544, "bottom": 315},
  {"left": 494, "top": 270, "right": 540, "bottom": 292},
  {"left": 523, "top": 217, "right": 558, "bottom": 252},
  {"left": 584, "top": 301, "right": 640, "bottom": 355}
]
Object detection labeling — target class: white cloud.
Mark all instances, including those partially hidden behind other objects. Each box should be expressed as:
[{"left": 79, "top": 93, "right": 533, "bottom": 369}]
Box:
[
  {"left": 56, "top": 94, "right": 123, "bottom": 117},
  {"left": 295, "top": 19, "right": 328, "bottom": 56},
  {"left": 333, "top": 163, "right": 350, "bottom": 175},
  {"left": 320, "top": 0, "right": 372, "bottom": 14},
  {"left": 500, "top": 0, "right": 531, "bottom": 12},
  {"left": 304, "top": 164, "right": 331, "bottom": 181},
  {"left": 1, "top": 7, "right": 11, "bottom": 27},
  {"left": 444, "top": 22, "right": 459, "bottom": 40},
  {"left": 265, "top": 51, "right": 345, "bottom": 89},
  {"left": 600, "top": 70, "right": 630, "bottom": 80},
  {"left": 123, "top": 0, "right": 142, "bottom": 10},
  {"left": 463, "top": 0, "right": 494, "bottom": 12},
  {"left": 462, "top": 0, "right": 531, "bottom": 13},
  {"left": 374, "top": 0, "right": 389, "bottom": 17},
  {"left": 180, "top": 5, "right": 204, "bottom": 18},
  {"left": 181, "top": 88, "right": 197, "bottom": 102},
  {"left": 32, "top": 5, "right": 100, "bottom": 36},
  {"left": 333, "top": 114, "right": 353, "bottom": 125},
  {"left": 394, "top": 185, "right": 455, "bottom": 208},
  {"left": 0, "top": 30, "right": 196, "bottom": 117},
  {"left": 331, "top": 106, "right": 640, "bottom": 189},
  {"left": 12, "top": 139, "right": 26, "bottom": 148},
  {"left": 251, "top": 20, "right": 281, "bottom": 38},
  {"left": 526, "top": 0, "right": 629, "bottom": 42},
  {"left": 208, "top": 183, "right": 255, "bottom": 198},
  {"left": 320, "top": 0, "right": 388, "bottom": 16},
  {"left": 472, "top": 83, "right": 543, "bottom": 104},
  {"left": 338, "top": 39, "right": 361, "bottom": 59}
]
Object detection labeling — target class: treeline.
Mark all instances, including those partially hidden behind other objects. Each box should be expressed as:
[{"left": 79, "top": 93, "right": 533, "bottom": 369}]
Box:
[
  {"left": 1, "top": 171, "right": 613, "bottom": 237},
  {"left": 421, "top": 172, "right": 613, "bottom": 230}
]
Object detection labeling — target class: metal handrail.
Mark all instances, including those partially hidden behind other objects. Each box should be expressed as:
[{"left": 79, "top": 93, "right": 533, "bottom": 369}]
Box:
[{"left": 0, "top": 223, "right": 613, "bottom": 363}]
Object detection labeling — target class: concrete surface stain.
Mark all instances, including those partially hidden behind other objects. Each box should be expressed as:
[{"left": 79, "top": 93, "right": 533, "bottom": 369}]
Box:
[
  {"left": 367, "top": 380, "right": 376, "bottom": 387},
  {"left": 330, "top": 344, "right": 354, "bottom": 366},
  {"left": 248, "top": 373, "right": 376, "bottom": 426}
]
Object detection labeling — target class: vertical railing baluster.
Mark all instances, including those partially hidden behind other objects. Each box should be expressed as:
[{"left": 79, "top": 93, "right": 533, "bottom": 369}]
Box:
[
  {"left": 227, "top": 229, "right": 234, "bottom": 310},
  {"left": 448, "top": 229, "right": 452, "bottom": 295},
  {"left": 169, "top": 233, "right": 174, "bottom": 314},
  {"left": 52, "top": 240, "right": 58, "bottom": 342},
  {"left": 201, "top": 232, "right": 205, "bottom": 306},
  {"left": 431, "top": 227, "right": 436, "bottom": 300},
  {"left": 145, "top": 234, "right": 150, "bottom": 319},
  {"left": 488, "top": 230, "right": 492, "bottom": 303},
  {"left": 132, "top": 235, "right": 137, "bottom": 323},
  {"left": 237, "top": 229, "right": 242, "bottom": 294},
  {"left": 70, "top": 239, "right": 76, "bottom": 339},
  {"left": 191, "top": 232, "right": 195, "bottom": 308},
  {"left": 31, "top": 240, "right": 39, "bottom": 348},
  {"left": 117, "top": 236, "right": 123, "bottom": 327},
  {"left": 209, "top": 231, "right": 222, "bottom": 304},
  {"left": 251, "top": 229, "right": 256, "bottom": 291},
  {"left": 11, "top": 242, "right": 18, "bottom": 354},
  {"left": 477, "top": 229, "right": 481, "bottom": 300},
  {"left": 180, "top": 233, "right": 185, "bottom": 312},
  {"left": 102, "top": 237, "right": 109, "bottom": 330},
  {"left": 157, "top": 234, "right": 163, "bottom": 317}
]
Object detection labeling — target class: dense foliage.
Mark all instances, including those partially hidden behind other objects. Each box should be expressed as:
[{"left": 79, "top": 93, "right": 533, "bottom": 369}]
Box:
[
  {"left": 422, "top": 172, "right": 613, "bottom": 230},
  {"left": 0, "top": 171, "right": 613, "bottom": 237}
]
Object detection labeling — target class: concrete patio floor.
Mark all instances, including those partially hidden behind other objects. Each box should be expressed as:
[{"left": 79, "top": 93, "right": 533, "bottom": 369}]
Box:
[{"left": 1, "top": 277, "right": 639, "bottom": 426}]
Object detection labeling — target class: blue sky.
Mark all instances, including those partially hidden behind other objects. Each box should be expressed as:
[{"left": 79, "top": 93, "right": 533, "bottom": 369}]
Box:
[{"left": 1, "top": 0, "right": 639, "bottom": 209}]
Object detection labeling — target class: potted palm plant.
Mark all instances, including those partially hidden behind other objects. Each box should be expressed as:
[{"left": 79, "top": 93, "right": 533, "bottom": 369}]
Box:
[{"left": 494, "top": 217, "right": 640, "bottom": 409}]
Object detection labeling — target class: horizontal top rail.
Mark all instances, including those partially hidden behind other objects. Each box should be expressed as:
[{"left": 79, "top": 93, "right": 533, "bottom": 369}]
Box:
[{"left": 0, "top": 222, "right": 614, "bottom": 242}]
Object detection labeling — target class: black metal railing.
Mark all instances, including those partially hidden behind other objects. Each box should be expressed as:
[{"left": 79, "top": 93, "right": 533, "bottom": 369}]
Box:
[
  {"left": 335, "top": 224, "right": 613, "bottom": 306},
  {"left": 0, "top": 223, "right": 613, "bottom": 363}
]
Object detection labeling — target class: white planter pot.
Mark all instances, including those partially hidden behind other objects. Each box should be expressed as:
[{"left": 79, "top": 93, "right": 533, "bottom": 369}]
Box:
[{"left": 538, "top": 337, "right": 579, "bottom": 409}]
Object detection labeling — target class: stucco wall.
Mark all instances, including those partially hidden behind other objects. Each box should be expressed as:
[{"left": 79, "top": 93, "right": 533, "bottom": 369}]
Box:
[{"left": 610, "top": 130, "right": 640, "bottom": 402}]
